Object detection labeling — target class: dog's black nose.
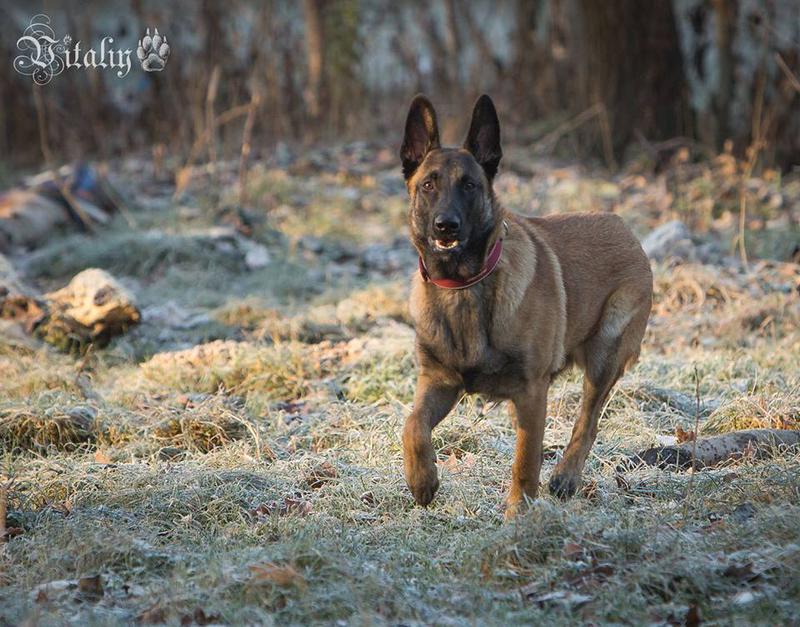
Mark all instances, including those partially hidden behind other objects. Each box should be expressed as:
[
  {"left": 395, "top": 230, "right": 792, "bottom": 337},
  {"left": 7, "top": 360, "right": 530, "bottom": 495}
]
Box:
[{"left": 433, "top": 213, "right": 461, "bottom": 234}]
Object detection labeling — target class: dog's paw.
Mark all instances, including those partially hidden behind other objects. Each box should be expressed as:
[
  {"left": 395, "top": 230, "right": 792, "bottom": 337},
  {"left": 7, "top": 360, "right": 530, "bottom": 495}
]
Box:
[
  {"left": 548, "top": 472, "right": 579, "bottom": 500},
  {"left": 137, "top": 28, "right": 170, "bottom": 72},
  {"left": 504, "top": 498, "right": 527, "bottom": 520},
  {"left": 405, "top": 464, "right": 440, "bottom": 506}
]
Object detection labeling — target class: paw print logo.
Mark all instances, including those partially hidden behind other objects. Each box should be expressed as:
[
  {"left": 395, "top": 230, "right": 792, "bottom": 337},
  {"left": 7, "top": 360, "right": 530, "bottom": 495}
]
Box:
[{"left": 137, "top": 27, "right": 170, "bottom": 72}]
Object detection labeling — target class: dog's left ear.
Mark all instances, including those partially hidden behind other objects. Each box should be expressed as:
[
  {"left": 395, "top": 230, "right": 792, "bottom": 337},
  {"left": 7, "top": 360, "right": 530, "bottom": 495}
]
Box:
[{"left": 463, "top": 94, "right": 502, "bottom": 182}]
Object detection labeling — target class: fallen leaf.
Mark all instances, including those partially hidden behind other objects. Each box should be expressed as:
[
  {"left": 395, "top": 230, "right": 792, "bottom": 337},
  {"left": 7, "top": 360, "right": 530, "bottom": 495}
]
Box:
[
  {"left": 675, "top": 426, "right": 696, "bottom": 443},
  {"left": 94, "top": 450, "right": 112, "bottom": 464},
  {"left": 723, "top": 562, "right": 756, "bottom": 581},
  {"left": 304, "top": 461, "right": 337, "bottom": 489},
  {"left": 438, "top": 452, "right": 459, "bottom": 472},
  {"left": 562, "top": 542, "right": 584, "bottom": 561},
  {"left": 139, "top": 605, "right": 167, "bottom": 624},
  {"left": 51, "top": 500, "right": 73, "bottom": 516},
  {"left": 438, "top": 452, "right": 476, "bottom": 473},
  {"left": 248, "top": 562, "right": 306, "bottom": 590},
  {"left": 78, "top": 574, "right": 103, "bottom": 601},
  {"left": 249, "top": 495, "right": 312, "bottom": 519}
]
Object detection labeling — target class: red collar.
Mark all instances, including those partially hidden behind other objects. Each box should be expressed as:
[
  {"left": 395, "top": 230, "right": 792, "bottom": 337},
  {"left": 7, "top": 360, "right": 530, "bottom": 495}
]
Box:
[{"left": 419, "top": 234, "right": 505, "bottom": 289}]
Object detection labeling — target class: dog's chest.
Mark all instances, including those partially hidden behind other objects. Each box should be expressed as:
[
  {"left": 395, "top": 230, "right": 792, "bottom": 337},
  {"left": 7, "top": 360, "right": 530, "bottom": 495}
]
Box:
[{"left": 416, "top": 290, "right": 527, "bottom": 397}]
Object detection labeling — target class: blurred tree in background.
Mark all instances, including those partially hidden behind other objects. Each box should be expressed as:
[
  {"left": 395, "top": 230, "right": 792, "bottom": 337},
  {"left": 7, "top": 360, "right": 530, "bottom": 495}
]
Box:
[{"left": 0, "top": 0, "right": 798, "bottom": 171}]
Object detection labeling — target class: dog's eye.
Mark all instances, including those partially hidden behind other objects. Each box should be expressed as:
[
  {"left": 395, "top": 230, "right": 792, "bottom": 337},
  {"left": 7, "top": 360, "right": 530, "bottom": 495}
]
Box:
[
  {"left": 421, "top": 180, "right": 435, "bottom": 192},
  {"left": 463, "top": 180, "right": 476, "bottom": 191}
]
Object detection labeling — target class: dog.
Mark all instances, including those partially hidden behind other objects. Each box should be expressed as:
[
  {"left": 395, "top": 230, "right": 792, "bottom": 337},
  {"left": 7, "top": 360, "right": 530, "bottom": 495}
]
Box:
[{"left": 400, "top": 94, "right": 653, "bottom": 515}]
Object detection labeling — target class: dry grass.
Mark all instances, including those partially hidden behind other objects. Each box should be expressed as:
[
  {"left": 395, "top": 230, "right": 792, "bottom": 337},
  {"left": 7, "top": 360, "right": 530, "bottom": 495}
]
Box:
[
  {"left": 0, "top": 397, "right": 96, "bottom": 453},
  {"left": 1, "top": 155, "right": 799, "bottom": 625}
]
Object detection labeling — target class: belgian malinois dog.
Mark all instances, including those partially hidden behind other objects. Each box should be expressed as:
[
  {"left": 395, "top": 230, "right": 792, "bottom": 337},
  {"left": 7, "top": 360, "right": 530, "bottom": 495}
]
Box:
[{"left": 400, "top": 94, "right": 653, "bottom": 515}]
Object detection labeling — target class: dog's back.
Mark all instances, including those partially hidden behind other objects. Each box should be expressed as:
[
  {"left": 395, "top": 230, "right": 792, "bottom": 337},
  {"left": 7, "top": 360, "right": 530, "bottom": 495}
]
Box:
[{"left": 528, "top": 212, "right": 652, "bottom": 357}]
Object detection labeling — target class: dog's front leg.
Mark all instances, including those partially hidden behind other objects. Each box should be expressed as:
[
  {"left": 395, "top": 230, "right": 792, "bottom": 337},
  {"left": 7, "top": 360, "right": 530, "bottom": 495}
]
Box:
[
  {"left": 403, "top": 374, "right": 460, "bottom": 506},
  {"left": 506, "top": 378, "right": 549, "bottom": 517}
]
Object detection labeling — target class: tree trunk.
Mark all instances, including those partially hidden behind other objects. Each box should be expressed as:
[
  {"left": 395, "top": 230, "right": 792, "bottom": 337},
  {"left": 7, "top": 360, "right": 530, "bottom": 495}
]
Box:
[
  {"left": 622, "top": 429, "right": 800, "bottom": 471},
  {"left": 302, "top": 0, "right": 327, "bottom": 130},
  {"left": 574, "top": 0, "right": 688, "bottom": 162}
]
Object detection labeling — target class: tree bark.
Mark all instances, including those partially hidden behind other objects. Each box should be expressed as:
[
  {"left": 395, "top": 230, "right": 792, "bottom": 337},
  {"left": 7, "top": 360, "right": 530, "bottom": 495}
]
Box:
[
  {"left": 302, "top": 0, "right": 327, "bottom": 129},
  {"left": 574, "top": 0, "right": 688, "bottom": 162},
  {"left": 622, "top": 429, "right": 800, "bottom": 472}
]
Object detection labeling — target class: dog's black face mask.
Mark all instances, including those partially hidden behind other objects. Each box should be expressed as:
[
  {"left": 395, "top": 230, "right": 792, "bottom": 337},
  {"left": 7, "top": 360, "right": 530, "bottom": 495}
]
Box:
[{"left": 400, "top": 95, "right": 503, "bottom": 280}]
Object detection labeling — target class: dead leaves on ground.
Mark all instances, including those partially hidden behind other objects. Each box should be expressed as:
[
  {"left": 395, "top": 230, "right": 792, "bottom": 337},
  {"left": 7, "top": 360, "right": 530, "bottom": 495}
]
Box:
[
  {"left": 139, "top": 604, "right": 221, "bottom": 625},
  {"left": 304, "top": 461, "right": 337, "bottom": 489},
  {"left": 438, "top": 451, "right": 477, "bottom": 473},
  {"left": 675, "top": 425, "right": 697, "bottom": 443},
  {"left": 249, "top": 494, "right": 313, "bottom": 520},
  {"left": 517, "top": 540, "right": 616, "bottom": 611},
  {"left": 247, "top": 562, "right": 306, "bottom": 590},
  {"left": 33, "top": 574, "right": 104, "bottom": 604}
]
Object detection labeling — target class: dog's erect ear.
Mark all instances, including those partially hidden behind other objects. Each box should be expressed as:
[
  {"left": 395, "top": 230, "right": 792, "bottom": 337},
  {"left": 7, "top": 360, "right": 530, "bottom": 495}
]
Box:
[
  {"left": 463, "top": 94, "right": 502, "bottom": 181},
  {"left": 401, "top": 95, "right": 440, "bottom": 180}
]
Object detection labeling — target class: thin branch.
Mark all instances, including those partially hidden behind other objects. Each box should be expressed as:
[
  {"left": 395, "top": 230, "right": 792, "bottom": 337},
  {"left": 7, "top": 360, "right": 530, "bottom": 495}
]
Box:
[
  {"left": 775, "top": 52, "right": 800, "bottom": 94},
  {"left": 238, "top": 87, "right": 262, "bottom": 206}
]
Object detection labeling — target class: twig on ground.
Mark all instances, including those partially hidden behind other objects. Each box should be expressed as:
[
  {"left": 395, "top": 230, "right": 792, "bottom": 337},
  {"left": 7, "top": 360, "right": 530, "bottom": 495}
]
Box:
[{"left": 682, "top": 365, "right": 702, "bottom": 519}]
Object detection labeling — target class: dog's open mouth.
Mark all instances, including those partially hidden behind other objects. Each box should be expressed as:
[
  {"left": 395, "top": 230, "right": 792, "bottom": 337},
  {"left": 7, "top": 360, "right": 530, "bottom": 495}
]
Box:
[{"left": 432, "top": 237, "right": 461, "bottom": 252}]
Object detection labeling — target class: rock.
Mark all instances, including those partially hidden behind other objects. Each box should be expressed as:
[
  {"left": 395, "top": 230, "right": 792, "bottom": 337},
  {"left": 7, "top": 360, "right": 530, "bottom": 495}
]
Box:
[
  {"left": 66, "top": 405, "right": 98, "bottom": 426},
  {"left": 641, "top": 220, "right": 695, "bottom": 262},
  {"left": 0, "top": 190, "right": 67, "bottom": 252},
  {"left": 46, "top": 269, "right": 139, "bottom": 329},
  {"left": 41, "top": 268, "right": 140, "bottom": 349},
  {"left": 243, "top": 241, "right": 271, "bottom": 270},
  {"left": 1, "top": 258, "right": 140, "bottom": 351}
]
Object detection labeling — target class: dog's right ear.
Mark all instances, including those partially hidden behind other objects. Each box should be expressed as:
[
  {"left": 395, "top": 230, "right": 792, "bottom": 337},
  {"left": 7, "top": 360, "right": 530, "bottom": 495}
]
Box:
[{"left": 400, "top": 95, "right": 440, "bottom": 180}]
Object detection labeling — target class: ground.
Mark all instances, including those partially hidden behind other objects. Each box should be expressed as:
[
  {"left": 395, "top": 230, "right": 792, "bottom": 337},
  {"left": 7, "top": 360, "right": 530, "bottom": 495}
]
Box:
[{"left": 1, "top": 143, "right": 799, "bottom": 625}]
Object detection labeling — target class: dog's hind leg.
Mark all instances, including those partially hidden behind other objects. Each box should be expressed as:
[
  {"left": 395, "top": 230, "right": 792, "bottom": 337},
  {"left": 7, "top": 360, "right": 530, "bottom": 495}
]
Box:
[{"left": 549, "top": 285, "right": 649, "bottom": 499}]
